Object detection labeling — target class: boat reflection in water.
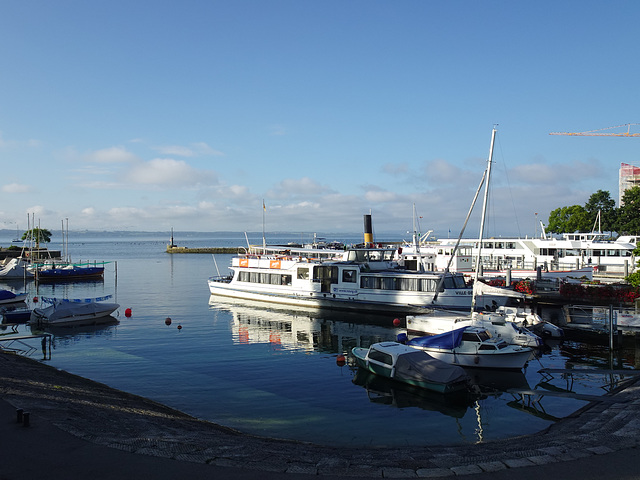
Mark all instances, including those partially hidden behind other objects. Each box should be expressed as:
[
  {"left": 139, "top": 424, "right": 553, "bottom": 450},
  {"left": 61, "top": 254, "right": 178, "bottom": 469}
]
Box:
[
  {"left": 209, "top": 297, "right": 403, "bottom": 353},
  {"left": 352, "top": 369, "right": 471, "bottom": 418}
]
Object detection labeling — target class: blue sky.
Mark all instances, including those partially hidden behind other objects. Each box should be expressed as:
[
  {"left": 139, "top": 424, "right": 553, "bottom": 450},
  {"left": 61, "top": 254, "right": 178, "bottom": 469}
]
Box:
[{"left": 1, "top": 1, "right": 638, "bottom": 238}]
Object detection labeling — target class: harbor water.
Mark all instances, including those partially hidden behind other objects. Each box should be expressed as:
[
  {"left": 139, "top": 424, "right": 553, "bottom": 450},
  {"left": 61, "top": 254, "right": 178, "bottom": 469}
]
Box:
[{"left": 1, "top": 231, "right": 638, "bottom": 447}]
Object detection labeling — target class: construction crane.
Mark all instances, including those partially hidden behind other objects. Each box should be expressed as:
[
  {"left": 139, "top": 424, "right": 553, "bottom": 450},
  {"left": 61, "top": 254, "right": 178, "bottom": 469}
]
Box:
[{"left": 550, "top": 123, "right": 640, "bottom": 137}]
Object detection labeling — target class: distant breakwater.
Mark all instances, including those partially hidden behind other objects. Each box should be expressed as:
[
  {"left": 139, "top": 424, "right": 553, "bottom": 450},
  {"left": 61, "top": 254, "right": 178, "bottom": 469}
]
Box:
[{"left": 166, "top": 245, "right": 239, "bottom": 254}]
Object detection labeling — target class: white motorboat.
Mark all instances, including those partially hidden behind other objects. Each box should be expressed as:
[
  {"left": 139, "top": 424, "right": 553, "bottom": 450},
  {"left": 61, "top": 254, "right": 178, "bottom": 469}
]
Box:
[
  {"left": 406, "top": 326, "right": 534, "bottom": 370},
  {"left": 406, "top": 310, "right": 542, "bottom": 347},
  {"left": 351, "top": 342, "right": 469, "bottom": 394},
  {"left": 30, "top": 299, "right": 119, "bottom": 326}
]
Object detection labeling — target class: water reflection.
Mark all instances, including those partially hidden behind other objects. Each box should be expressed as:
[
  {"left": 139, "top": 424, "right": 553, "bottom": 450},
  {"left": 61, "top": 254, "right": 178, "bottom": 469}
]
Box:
[{"left": 209, "top": 297, "right": 402, "bottom": 354}]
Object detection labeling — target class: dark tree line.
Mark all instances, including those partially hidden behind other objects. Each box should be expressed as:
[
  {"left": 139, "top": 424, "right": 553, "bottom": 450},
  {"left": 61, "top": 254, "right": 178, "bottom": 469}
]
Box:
[{"left": 547, "top": 187, "right": 640, "bottom": 236}]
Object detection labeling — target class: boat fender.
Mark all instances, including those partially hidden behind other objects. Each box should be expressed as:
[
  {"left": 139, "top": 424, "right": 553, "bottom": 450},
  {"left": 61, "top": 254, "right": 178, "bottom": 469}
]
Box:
[{"left": 474, "top": 356, "right": 480, "bottom": 365}]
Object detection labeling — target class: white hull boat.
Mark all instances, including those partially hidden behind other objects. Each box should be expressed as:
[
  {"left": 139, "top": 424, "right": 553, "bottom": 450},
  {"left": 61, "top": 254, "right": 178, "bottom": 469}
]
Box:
[
  {"left": 406, "top": 310, "right": 542, "bottom": 347},
  {"left": 351, "top": 342, "right": 469, "bottom": 394},
  {"left": 208, "top": 242, "right": 507, "bottom": 314},
  {"left": 30, "top": 301, "right": 119, "bottom": 326},
  {"left": 406, "top": 326, "right": 533, "bottom": 370}
]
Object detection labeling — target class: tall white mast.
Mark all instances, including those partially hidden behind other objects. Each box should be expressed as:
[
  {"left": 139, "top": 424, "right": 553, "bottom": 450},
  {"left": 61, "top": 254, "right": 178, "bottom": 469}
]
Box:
[{"left": 471, "top": 127, "right": 497, "bottom": 313}]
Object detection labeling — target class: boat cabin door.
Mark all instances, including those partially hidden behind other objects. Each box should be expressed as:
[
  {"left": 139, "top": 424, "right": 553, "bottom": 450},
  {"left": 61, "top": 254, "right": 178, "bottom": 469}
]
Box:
[{"left": 314, "top": 266, "right": 339, "bottom": 293}]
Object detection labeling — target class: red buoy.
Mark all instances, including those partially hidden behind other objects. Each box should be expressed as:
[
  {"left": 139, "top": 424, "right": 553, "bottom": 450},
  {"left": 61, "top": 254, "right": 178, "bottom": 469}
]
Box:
[
  {"left": 125, "top": 308, "right": 132, "bottom": 317},
  {"left": 393, "top": 318, "right": 401, "bottom": 327},
  {"left": 336, "top": 354, "right": 346, "bottom": 366},
  {"left": 177, "top": 324, "right": 182, "bottom": 330},
  {"left": 32, "top": 297, "right": 38, "bottom": 303},
  {"left": 165, "top": 317, "right": 172, "bottom": 326}
]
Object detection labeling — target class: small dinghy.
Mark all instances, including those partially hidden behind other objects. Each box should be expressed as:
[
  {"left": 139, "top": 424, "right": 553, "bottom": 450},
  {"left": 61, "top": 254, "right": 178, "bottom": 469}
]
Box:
[
  {"left": 30, "top": 299, "right": 119, "bottom": 327},
  {"left": 351, "top": 342, "right": 469, "bottom": 394}
]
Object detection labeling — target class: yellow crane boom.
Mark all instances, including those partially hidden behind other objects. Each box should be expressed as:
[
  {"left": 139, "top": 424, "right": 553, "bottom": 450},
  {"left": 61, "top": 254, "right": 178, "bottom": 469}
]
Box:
[{"left": 550, "top": 123, "right": 640, "bottom": 137}]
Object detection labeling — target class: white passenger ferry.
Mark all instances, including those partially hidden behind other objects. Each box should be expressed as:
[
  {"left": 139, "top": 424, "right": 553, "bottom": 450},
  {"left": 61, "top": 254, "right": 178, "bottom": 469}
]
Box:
[
  {"left": 398, "top": 231, "right": 638, "bottom": 277},
  {"left": 208, "top": 243, "right": 502, "bottom": 314}
]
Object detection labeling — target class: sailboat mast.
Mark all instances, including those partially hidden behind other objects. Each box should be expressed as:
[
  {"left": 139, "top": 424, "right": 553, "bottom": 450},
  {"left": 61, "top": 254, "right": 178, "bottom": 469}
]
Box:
[{"left": 471, "top": 127, "right": 497, "bottom": 312}]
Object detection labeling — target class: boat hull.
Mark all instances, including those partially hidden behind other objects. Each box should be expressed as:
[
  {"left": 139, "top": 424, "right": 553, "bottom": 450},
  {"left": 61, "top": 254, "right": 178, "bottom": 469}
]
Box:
[
  {"left": 209, "top": 280, "right": 479, "bottom": 315},
  {"left": 415, "top": 348, "right": 532, "bottom": 370}
]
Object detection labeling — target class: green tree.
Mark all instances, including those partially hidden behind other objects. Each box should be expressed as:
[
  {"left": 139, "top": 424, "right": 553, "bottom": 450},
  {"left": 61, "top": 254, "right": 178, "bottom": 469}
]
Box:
[
  {"left": 547, "top": 205, "right": 589, "bottom": 233},
  {"left": 618, "top": 186, "right": 640, "bottom": 235},
  {"left": 584, "top": 190, "right": 617, "bottom": 233},
  {"left": 625, "top": 244, "right": 640, "bottom": 287},
  {"left": 21, "top": 228, "right": 52, "bottom": 245}
]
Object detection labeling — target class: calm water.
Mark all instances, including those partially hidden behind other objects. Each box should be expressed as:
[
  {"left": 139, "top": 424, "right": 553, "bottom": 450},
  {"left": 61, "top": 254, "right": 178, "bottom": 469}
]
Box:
[{"left": 1, "top": 231, "right": 637, "bottom": 447}]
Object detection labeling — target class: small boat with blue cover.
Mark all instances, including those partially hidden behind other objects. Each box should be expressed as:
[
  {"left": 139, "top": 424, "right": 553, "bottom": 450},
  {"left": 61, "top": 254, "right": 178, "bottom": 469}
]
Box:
[{"left": 406, "top": 326, "right": 533, "bottom": 370}]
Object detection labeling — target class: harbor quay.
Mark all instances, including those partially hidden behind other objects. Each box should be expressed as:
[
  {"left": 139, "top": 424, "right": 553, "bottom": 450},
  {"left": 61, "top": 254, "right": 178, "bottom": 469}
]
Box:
[{"left": 2, "top": 352, "right": 640, "bottom": 480}]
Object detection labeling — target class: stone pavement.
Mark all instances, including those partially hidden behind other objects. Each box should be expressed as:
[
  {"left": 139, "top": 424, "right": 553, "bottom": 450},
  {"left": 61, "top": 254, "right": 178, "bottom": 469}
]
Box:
[{"left": 2, "top": 352, "right": 640, "bottom": 479}]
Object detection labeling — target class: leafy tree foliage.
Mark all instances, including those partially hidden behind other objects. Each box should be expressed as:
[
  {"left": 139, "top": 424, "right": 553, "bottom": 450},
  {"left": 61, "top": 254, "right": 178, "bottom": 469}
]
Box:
[
  {"left": 625, "top": 244, "right": 640, "bottom": 287},
  {"left": 584, "top": 190, "right": 617, "bottom": 232},
  {"left": 547, "top": 205, "right": 589, "bottom": 233},
  {"left": 21, "top": 228, "right": 52, "bottom": 244},
  {"left": 618, "top": 186, "right": 640, "bottom": 235}
]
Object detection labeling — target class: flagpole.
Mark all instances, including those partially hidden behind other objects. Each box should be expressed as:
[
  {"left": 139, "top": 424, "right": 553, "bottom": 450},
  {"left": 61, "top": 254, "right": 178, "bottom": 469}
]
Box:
[{"left": 262, "top": 199, "right": 266, "bottom": 252}]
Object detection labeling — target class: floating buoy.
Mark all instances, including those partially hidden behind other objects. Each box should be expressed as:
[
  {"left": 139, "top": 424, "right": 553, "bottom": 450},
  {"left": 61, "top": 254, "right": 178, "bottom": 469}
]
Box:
[
  {"left": 32, "top": 297, "right": 38, "bottom": 303},
  {"left": 125, "top": 308, "right": 132, "bottom": 317},
  {"left": 393, "top": 318, "right": 401, "bottom": 327},
  {"left": 165, "top": 317, "right": 172, "bottom": 326},
  {"left": 177, "top": 324, "right": 182, "bottom": 330},
  {"left": 336, "top": 354, "right": 346, "bottom": 366}
]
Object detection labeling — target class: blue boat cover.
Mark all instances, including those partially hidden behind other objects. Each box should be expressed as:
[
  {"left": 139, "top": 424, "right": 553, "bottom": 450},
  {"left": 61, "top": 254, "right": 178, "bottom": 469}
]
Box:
[
  {"left": 408, "top": 326, "right": 467, "bottom": 349},
  {"left": 0, "top": 290, "right": 17, "bottom": 300}
]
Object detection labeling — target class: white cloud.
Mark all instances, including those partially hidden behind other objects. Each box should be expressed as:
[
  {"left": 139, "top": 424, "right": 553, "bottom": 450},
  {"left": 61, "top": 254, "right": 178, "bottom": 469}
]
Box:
[
  {"left": 153, "top": 142, "right": 224, "bottom": 157},
  {"left": 2, "top": 183, "right": 33, "bottom": 193},
  {"left": 85, "top": 146, "right": 138, "bottom": 164},
  {"left": 269, "top": 177, "right": 330, "bottom": 197},
  {"left": 125, "top": 158, "right": 217, "bottom": 187}
]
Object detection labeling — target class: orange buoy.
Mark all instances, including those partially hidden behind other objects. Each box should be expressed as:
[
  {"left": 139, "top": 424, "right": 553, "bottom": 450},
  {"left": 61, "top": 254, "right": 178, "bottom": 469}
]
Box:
[
  {"left": 165, "top": 317, "right": 172, "bottom": 326},
  {"left": 177, "top": 324, "right": 182, "bottom": 330},
  {"left": 393, "top": 318, "right": 401, "bottom": 327},
  {"left": 336, "top": 354, "right": 346, "bottom": 366},
  {"left": 125, "top": 308, "right": 132, "bottom": 317}
]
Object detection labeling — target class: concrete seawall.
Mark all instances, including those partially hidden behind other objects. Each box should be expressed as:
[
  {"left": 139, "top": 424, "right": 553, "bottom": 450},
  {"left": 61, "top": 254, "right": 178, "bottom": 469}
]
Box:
[{"left": 166, "top": 246, "right": 239, "bottom": 254}]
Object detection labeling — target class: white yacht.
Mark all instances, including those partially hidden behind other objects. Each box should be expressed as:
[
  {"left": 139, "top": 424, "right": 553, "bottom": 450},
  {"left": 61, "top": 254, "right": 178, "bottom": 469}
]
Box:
[{"left": 208, "top": 243, "right": 510, "bottom": 314}]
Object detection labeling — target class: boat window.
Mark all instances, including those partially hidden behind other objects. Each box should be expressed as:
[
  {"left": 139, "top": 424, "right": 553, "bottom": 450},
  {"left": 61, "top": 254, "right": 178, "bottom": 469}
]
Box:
[
  {"left": 342, "top": 269, "right": 357, "bottom": 283},
  {"left": 360, "top": 275, "right": 380, "bottom": 289},
  {"left": 420, "top": 278, "right": 437, "bottom": 292},
  {"left": 462, "top": 332, "right": 478, "bottom": 342},
  {"left": 281, "top": 275, "right": 292, "bottom": 286},
  {"left": 297, "top": 268, "right": 309, "bottom": 280},
  {"left": 453, "top": 275, "right": 467, "bottom": 289},
  {"left": 368, "top": 349, "right": 393, "bottom": 366},
  {"left": 442, "top": 277, "right": 455, "bottom": 289},
  {"left": 479, "top": 344, "right": 497, "bottom": 350},
  {"left": 380, "top": 277, "right": 396, "bottom": 290},
  {"left": 478, "top": 331, "right": 492, "bottom": 341},
  {"left": 497, "top": 342, "right": 509, "bottom": 350},
  {"left": 398, "top": 277, "right": 419, "bottom": 291}
]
